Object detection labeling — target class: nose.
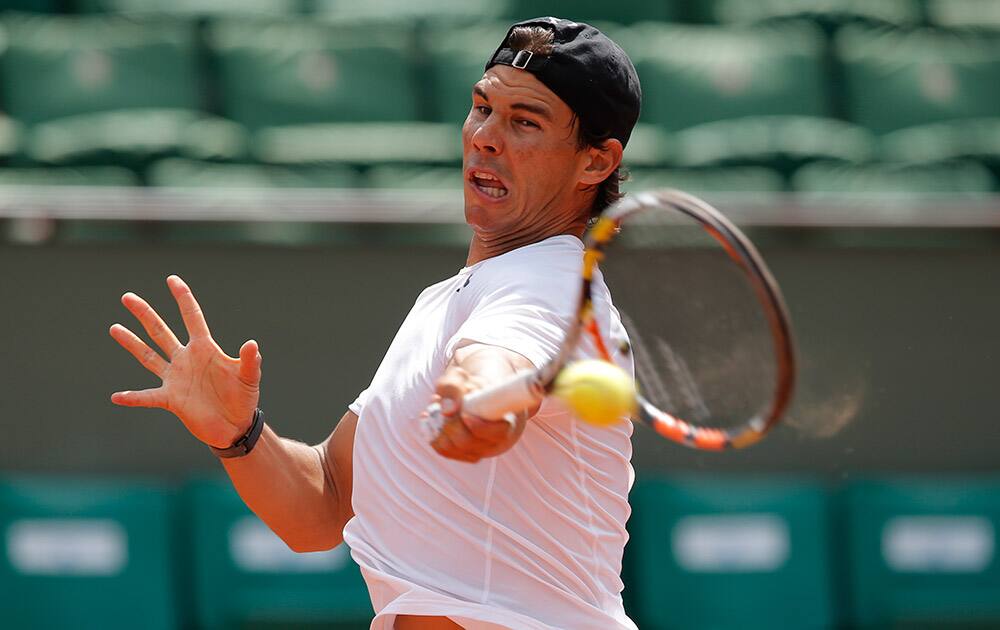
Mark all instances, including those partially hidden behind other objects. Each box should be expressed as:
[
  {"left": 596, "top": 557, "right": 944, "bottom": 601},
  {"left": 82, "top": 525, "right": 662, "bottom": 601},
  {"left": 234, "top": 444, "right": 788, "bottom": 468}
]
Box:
[{"left": 470, "top": 115, "right": 503, "bottom": 155}]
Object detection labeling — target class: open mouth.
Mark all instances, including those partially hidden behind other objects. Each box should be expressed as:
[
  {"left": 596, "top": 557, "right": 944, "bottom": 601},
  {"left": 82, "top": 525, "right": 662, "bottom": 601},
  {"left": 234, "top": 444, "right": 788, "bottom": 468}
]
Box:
[{"left": 469, "top": 170, "right": 509, "bottom": 199}]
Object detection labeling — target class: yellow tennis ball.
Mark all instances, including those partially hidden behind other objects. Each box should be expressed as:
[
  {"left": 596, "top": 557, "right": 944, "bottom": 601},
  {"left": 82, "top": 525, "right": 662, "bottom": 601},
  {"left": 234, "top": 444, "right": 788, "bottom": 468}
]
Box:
[{"left": 552, "top": 360, "right": 637, "bottom": 427}]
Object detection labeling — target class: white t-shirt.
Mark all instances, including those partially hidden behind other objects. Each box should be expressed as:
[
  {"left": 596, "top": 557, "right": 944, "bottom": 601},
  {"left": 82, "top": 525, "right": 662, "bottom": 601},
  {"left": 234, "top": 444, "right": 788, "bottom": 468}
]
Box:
[{"left": 344, "top": 235, "right": 637, "bottom": 630}]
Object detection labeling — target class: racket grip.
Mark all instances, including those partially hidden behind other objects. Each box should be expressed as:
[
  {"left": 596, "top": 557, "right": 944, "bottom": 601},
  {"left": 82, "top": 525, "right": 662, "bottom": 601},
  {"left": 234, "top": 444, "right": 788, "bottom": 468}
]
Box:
[
  {"left": 464, "top": 369, "right": 543, "bottom": 418},
  {"left": 421, "top": 370, "right": 543, "bottom": 442}
]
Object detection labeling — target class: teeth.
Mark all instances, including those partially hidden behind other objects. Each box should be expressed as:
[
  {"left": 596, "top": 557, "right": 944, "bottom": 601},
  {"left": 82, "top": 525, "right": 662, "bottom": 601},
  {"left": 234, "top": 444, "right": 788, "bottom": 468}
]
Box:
[
  {"left": 476, "top": 182, "right": 508, "bottom": 198},
  {"left": 470, "top": 171, "right": 508, "bottom": 198}
]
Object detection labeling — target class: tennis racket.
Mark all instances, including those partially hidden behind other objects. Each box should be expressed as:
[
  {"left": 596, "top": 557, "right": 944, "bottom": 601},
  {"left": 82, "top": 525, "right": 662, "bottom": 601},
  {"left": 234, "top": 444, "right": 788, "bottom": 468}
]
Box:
[{"left": 424, "top": 188, "right": 796, "bottom": 451}]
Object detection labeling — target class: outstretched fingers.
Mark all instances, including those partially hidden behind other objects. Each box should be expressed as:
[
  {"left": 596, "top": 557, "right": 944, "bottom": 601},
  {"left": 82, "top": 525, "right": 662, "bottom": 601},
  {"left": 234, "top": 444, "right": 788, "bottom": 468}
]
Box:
[
  {"left": 121, "top": 292, "right": 182, "bottom": 358},
  {"left": 167, "top": 275, "right": 212, "bottom": 341},
  {"left": 109, "top": 323, "right": 169, "bottom": 378},
  {"left": 110, "top": 387, "right": 167, "bottom": 409}
]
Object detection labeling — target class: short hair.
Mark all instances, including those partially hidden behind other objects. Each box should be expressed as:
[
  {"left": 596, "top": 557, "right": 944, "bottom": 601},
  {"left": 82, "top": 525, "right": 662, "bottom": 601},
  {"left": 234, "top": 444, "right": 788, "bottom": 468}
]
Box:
[{"left": 507, "top": 25, "right": 628, "bottom": 218}]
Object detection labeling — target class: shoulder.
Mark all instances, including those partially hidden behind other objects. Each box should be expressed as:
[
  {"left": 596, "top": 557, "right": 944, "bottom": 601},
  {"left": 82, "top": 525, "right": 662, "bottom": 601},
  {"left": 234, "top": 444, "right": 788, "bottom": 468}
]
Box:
[
  {"left": 410, "top": 269, "right": 465, "bottom": 305},
  {"left": 499, "top": 235, "right": 583, "bottom": 268},
  {"left": 474, "top": 235, "right": 583, "bottom": 288}
]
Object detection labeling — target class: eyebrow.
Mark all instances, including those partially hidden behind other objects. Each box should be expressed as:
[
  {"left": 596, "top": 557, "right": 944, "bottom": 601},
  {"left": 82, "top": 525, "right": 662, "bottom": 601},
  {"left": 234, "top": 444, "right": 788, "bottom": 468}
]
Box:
[{"left": 473, "top": 85, "right": 553, "bottom": 121}]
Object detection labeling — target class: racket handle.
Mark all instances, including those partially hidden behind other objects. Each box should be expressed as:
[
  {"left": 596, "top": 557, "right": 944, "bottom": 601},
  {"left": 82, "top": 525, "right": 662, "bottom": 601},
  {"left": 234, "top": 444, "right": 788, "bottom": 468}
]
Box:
[
  {"left": 464, "top": 369, "right": 543, "bottom": 418},
  {"left": 421, "top": 370, "right": 543, "bottom": 442}
]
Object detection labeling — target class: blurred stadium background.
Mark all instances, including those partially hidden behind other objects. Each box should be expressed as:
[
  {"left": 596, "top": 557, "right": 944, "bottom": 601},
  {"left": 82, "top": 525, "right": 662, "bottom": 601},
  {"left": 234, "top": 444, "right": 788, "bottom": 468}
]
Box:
[{"left": 0, "top": 0, "right": 999, "bottom": 627}]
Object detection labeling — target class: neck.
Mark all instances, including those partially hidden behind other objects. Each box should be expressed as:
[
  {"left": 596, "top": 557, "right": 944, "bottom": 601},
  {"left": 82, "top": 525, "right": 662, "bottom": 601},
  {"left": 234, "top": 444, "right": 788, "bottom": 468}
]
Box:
[{"left": 465, "top": 220, "right": 587, "bottom": 266}]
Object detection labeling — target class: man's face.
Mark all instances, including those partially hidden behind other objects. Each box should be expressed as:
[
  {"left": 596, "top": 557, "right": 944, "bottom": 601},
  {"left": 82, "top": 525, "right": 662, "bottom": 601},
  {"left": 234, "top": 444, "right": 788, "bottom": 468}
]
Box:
[{"left": 462, "top": 65, "right": 592, "bottom": 240}]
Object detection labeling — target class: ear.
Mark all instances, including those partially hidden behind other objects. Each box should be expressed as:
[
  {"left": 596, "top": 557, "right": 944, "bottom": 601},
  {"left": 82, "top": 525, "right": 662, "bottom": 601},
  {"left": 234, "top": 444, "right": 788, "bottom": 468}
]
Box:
[{"left": 578, "top": 138, "right": 623, "bottom": 187}]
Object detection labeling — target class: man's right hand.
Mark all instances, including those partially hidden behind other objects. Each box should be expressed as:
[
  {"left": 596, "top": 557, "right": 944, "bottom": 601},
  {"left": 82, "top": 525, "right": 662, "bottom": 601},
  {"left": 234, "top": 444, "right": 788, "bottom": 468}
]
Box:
[{"left": 109, "top": 275, "right": 261, "bottom": 449}]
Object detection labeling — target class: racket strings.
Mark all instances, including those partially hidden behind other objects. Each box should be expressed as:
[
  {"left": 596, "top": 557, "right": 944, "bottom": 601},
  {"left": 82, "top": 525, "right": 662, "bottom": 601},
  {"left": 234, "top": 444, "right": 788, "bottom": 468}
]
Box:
[{"left": 589, "top": 190, "right": 794, "bottom": 449}]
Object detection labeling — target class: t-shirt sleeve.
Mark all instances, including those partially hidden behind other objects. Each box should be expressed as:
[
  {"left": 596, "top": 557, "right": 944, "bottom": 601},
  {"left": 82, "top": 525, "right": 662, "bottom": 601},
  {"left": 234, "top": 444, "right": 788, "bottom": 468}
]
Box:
[
  {"left": 348, "top": 388, "right": 369, "bottom": 417},
  {"left": 444, "top": 269, "right": 576, "bottom": 369}
]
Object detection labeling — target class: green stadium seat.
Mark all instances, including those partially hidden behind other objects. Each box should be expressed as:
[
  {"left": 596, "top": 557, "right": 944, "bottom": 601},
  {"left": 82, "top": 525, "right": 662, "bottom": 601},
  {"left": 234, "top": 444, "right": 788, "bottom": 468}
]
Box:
[
  {"left": 880, "top": 119, "right": 1000, "bottom": 170},
  {"left": 365, "top": 164, "right": 463, "bottom": 189},
  {"left": 839, "top": 27, "right": 1000, "bottom": 171},
  {"left": 843, "top": 477, "right": 1000, "bottom": 628},
  {"left": 179, "top": 117, "right": 251, "bottom": 161},
  {"left": 0, "top": 0, "right": 60, "bottom": 12},
  {"left": 25, "top": 109, "right": 249, "bottom": 166},
  {"left": 625, "top": 166, "right": 787, "bottom": 197},
  {"left": 792, "top": 160, "right": 998, "bottom": 197},
  {"left": 628, "top": 477, "right": 836, "bottom": 630},
  {"left": 0, "top": 476, "right": 178, "bottom": 630},
  {"left": 77, "top": 0, "right": 304, "bottom": 17},
  {"left": 704, "top": 0, "right": 922, "bottom": 28},
  {"left": 311, "top": 0, "right": 510, "bottom": 25},
  {"left": 621, "top": 123, "right": 672, "bottom": 168},
  {"left": 628, "top": 23, "right": 831, "bottom": 132},
  {"left": 502, "top": 0, "right": 681, "bottom": 25},
  {"left": 251, "top": 122, "right": 461, "bottom": 166},
  {"left": 207, "top": 18, "right": 420, "bottom": 129},
  {"left": 184, "top": 477, "right": 372, "bottom": 629},
  {"left": 0, "top": 165, "right": 139, "bottom": 186},
  {"left": 624, "top": 23, "right": 872, "bottom": 171},
  {"left": 147, "top": 158, "right": 359, "bottom": 188},
  {"left": 207, "top": 19, "right": 435, "bottom": 169},
  {"left": 0, "top": 113, "right": 23, "bottom": 161},
  {"left": 423, "top": 22, "right": 511, "bottom": 125},
  {"left": 671, "top": 115, "right": 874, "bottom": 169},
  {"left": 0, "top": 14, "right": 230, "bottom": 167},
  {"left": 925, "top": 0, "right": 1000, "bottom": 30},
  {"left": 836, "top": 26, "right": 1000, "bottom": 135},
  {"left": 1, "top": 15, "right": 200, "bottom": 126}
]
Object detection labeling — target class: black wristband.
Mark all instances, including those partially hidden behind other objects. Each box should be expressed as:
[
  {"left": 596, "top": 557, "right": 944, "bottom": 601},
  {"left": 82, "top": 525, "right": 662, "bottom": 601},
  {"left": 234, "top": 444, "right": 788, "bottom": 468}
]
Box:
[{"left": 210, "top": 408, "right": 265, "bottom": 459}]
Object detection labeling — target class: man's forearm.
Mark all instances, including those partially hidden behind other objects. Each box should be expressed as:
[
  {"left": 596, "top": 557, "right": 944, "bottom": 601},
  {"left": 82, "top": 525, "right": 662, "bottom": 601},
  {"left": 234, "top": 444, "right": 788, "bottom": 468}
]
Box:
[{"left": 221, "top": 424, "right": 348, "bottom": 552}]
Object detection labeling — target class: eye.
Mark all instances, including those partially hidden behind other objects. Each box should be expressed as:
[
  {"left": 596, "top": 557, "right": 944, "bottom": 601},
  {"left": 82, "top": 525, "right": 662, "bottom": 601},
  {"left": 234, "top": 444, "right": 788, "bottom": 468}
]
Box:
[
  {"left": 475, "top": 105, "right": 492, "bottom": 116},
  {"left": 516, "top": 119, "right": 539, "bottom": 129}
]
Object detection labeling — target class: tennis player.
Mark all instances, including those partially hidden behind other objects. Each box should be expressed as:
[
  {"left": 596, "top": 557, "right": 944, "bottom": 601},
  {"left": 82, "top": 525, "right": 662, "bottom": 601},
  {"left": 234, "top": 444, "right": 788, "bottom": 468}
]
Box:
[{"left": 110, "top": 18, "right": 641, "bottom": 630}]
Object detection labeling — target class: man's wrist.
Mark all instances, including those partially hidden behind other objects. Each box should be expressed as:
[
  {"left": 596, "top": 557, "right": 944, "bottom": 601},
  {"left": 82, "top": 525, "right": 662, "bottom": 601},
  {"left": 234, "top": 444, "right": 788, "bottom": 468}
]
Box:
[{"left": 210, "top": 409, "right": 265, "bottom": 458}]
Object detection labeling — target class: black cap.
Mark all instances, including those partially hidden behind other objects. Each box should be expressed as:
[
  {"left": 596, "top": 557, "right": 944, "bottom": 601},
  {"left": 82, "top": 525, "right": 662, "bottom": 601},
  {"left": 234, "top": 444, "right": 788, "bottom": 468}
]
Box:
[{"left": 486, "top": 17, "right": 642, "bottom": 148}]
